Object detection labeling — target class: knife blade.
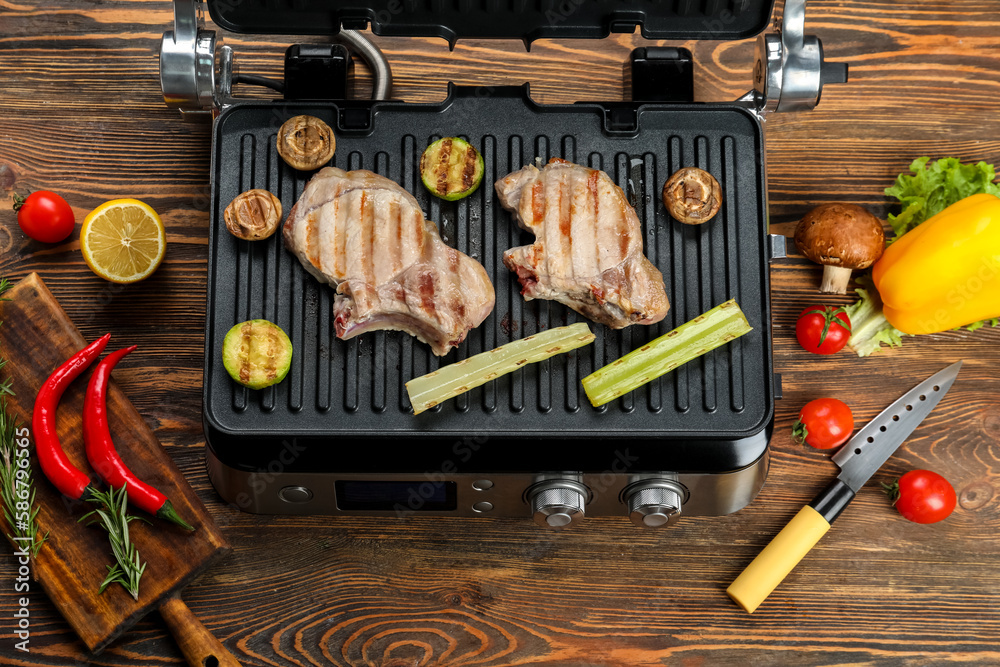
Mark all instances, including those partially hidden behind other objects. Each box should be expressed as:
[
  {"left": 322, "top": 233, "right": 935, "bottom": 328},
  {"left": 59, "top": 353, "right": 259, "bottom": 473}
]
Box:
[{"left": 726, "top": 361, "right": 962, "bottom": 614}]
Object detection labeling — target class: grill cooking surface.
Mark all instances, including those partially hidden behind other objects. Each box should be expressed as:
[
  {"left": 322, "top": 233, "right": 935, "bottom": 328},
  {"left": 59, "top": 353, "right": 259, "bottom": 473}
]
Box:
[{"left": 205, "top": 89, "right": 773, "bottom": 471}]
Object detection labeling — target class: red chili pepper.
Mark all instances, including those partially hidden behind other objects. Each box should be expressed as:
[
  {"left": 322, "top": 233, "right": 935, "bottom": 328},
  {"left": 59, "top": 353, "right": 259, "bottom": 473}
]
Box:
[
  {"left": 83, "top": 346, "right": 194, "bottom": 531},
  {"left": 33, "top": 333, "right": 111, "bottom": 501}
]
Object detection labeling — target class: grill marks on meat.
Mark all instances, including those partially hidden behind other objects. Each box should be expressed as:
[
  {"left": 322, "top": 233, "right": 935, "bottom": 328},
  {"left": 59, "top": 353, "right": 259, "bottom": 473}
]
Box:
[
  {"left": 496, "top": 158, "right": 669, "bottom": 329},
  {"left": 283, "top": 167, "right": 495, "bottom": 356}
]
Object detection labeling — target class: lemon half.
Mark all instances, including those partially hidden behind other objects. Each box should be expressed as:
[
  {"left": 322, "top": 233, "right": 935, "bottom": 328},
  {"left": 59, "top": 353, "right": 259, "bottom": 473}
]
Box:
[{"left": 81, "top": 199, "right": 166, "bottom": 284}]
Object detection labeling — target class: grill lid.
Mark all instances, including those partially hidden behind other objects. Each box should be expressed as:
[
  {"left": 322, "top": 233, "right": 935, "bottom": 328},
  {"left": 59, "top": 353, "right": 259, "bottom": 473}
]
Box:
[{"left": 205, "top": 0, "right": 777, "bottom": 44}]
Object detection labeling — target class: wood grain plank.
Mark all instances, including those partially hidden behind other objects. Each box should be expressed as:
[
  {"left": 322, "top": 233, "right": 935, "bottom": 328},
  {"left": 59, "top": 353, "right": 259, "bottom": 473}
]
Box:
[{"left": 1, "top": 0, "right": 999, "bottom": 664}]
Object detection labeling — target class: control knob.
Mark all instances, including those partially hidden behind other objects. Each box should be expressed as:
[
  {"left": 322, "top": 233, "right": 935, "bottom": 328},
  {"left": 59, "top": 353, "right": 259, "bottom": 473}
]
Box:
[
  {"left": 528, "top": 480, "right": 589, "bottom": 529},
  {"left": 626, "top": 481, "right": 685, "bottom": 528}
]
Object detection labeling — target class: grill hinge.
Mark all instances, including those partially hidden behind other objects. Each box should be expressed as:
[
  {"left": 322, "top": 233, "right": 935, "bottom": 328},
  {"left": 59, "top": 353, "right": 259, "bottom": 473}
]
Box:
[
  {"left": 624, "top": 47, "right": 694, "bottom": 103},
  {"left": 739, "top": 0, "right": 849, "bottom": 116},
  {"left": 158, "top": 0, "right": 392, "bottom": 119},
  {"left": 767, "top": 234, "right": 787, "bottom": 263},
  {"left": 284, "top": 44, "right": 351, "bottom": 101}
]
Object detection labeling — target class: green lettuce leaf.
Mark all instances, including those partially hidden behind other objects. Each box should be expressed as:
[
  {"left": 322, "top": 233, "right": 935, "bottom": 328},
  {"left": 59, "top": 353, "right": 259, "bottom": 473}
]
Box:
[
  {"left": 884, "top": 156, "right": 1000, "bottom": 239},
  {"left": 843, "top": 279, "right": 908, "bottom": 357}
]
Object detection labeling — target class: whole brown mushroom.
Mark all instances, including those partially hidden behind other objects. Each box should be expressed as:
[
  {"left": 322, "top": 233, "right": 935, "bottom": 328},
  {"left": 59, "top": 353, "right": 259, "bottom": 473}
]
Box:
[{"left": 794, "top": 203, "right": 885, "bottom": 294}]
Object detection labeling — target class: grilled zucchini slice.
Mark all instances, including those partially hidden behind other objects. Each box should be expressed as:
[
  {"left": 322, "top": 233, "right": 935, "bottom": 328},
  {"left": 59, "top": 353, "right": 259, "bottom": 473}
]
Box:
[
  {"left": 223, "top": 319, "right": 293, "bottom": 390},
  {"left": 419, "top": 137, "right": 484, "bottom": 201}
]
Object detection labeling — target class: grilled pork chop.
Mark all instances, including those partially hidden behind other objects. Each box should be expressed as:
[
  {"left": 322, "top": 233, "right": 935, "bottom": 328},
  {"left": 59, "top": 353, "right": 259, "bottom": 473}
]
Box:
[
  {"left": 283, "top": 167, "right": 495, "bottom": 356},
  {"left": 496, "top": 158, "right": 669, "bottom": 328}
]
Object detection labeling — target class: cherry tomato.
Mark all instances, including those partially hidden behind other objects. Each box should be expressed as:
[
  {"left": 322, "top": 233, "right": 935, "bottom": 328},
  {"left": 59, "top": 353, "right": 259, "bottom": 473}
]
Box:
[
  {"left": 795, "top": 305, "right": 852, "bottom": 355},
  {"left": 883, "top": 470, "right": 956, "bottom": 524},
  {"left": 12, "top": 190, "right": 75, "bottom": 243},
  {"left": 792, "top": 397, "right": 853, "bottom": 449}
]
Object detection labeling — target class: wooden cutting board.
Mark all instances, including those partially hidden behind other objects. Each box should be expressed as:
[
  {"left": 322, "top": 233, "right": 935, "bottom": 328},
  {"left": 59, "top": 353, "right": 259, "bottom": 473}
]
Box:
[{"left": 0, "top": 273, "right": 238, "bottom": 664}]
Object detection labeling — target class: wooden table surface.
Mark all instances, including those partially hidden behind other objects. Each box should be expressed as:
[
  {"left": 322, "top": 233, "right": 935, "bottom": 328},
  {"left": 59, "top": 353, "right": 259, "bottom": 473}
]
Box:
[{"left": 3, "top": 1, "right": 1000, "bottom": 665}]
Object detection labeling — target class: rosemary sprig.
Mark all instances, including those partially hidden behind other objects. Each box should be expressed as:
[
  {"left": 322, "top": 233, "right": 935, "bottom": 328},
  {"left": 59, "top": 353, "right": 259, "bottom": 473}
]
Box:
[
  {"left": 0, "top": 276, "right": 12, "bottom": 399},
  {"left": 79, "top": 486, "right": 149, "bottom": 600},
  {"left": 0, "top": 276, "right": 47, "bottom": 558},
  {"left": 0, "top": 404, "right": 48, "bottom": 558}
]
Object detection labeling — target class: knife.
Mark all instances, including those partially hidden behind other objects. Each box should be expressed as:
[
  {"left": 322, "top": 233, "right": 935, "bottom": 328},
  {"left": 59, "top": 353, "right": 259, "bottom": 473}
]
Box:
[{"left": 727, "top": 360, "right": 962, "bottom": 613}]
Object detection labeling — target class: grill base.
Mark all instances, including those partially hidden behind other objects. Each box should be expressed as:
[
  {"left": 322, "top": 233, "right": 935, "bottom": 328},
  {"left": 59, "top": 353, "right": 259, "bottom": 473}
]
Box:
[{"left": 206, "top": 433, "right": 769, "bottom": 518}]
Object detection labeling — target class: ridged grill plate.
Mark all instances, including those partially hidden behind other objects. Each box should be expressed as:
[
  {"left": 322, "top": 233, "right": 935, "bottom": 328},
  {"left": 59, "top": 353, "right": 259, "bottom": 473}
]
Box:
[{"left": 204, "top": 89, "right": 774, "bottom": 474}]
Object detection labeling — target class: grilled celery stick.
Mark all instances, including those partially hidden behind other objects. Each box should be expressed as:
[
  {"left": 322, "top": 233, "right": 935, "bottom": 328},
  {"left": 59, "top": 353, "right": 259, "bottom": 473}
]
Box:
[
  {"left": 406, "top": 323, "right": 595, "bottom": 415},
  {"left": 582, "top": 299, "right": 752, "bottom": 407}
]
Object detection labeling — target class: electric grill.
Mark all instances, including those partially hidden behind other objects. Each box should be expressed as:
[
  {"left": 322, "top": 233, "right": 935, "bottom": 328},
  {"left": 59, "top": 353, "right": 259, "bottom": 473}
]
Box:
[{"left": 158, "top": 0, "right": 847, "bottom": 529}]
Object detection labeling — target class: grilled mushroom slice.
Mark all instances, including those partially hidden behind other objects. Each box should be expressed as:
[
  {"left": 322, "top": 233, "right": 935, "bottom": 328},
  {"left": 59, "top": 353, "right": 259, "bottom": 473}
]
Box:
[
  {"left": 277, "top": 115, "right": 336, "bottom": 171},
  {"left": 663, "top": 167, "right": 722, "bottom": 224},
  {"left": 794, "top": 203, "right": 885, "bottom": 294},
  {"left": 224, "top": 189, "right": 282, "bottom": 241}
]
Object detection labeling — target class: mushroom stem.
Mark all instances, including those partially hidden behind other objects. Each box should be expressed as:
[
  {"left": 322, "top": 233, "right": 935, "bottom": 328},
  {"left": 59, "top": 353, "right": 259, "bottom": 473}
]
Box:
[{"left": 819, "top": 265, "right": 854, "bottom": 294}]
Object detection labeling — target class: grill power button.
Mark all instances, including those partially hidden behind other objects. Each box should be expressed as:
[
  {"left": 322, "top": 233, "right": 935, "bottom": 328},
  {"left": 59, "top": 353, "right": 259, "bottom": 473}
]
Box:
[
  {"left": 527, "top": 480, "right": 590, "bottom": 530},
  {"left": 624, "top": 480, "right": 687, "bottom": 528},
  {"left": 278, "top": 485, "right": 314, "bottom": 504}
]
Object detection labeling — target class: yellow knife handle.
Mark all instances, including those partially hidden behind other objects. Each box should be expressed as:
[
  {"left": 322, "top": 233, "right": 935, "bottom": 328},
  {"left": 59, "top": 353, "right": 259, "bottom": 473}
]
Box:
[
  {"left": 727, "top": 479, "right": 856, "bottom": 613},
  {"left": 726, "top": 505, "right": 831, "bottom": 613}
]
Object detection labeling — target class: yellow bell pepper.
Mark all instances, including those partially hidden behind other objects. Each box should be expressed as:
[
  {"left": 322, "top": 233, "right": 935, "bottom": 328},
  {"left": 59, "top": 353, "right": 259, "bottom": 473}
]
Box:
[{"left": 872, "top": 193, "right": 1000, "bottom": 334}]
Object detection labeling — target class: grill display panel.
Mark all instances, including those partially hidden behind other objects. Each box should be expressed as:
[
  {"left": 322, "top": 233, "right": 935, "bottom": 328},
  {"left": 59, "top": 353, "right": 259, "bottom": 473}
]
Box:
[{"left": 204, "top": 88, "right": 774, "bottom": 475}]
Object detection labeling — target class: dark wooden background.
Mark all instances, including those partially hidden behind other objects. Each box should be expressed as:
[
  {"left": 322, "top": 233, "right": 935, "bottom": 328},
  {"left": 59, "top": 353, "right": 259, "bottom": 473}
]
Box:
[{"left": 2, "top": 1, "right": 1000, "bottom": 665}]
